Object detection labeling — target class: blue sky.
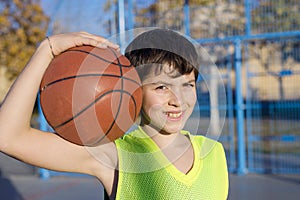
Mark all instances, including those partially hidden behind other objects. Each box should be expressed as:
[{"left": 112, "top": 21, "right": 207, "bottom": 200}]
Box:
[
  {"left": 40, "top": 0, "right": 156, "bottom": 36},
  {"left": 41, "top": 0, "right": 110, "bottom": 36}
]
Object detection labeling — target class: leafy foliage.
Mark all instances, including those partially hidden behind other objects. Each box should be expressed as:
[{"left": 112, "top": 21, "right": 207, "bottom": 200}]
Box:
[{"left": 0, "top": 0, "right": 49, "bottom": 79}]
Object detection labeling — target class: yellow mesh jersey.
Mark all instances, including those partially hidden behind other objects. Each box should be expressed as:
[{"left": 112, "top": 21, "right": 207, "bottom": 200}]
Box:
[{"left": 114, "top": 127, "right": 228, "bottom": 200}]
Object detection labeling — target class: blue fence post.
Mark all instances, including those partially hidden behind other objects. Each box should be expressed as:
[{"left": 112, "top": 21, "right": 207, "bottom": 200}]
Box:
[
  {"left": 117, "top": 0, "right": 125, "bottom": 33},
  {"left": 234, "top": 39, "right": 247, "bottom": 175},
  {"left": 226, "top": 44, "right": 236, "bottom": 172},
  {"left": 117, "top": 0, "right": 126, "bottom": 49},
  {"left": 183, "top": 0, "right": 191, "bottom": 36},
  {"left": 37, "top": 93, "right": 51, "bottom": 180},
  {"left": 245, "top": 0, "right": 252, "bottom": 36}
]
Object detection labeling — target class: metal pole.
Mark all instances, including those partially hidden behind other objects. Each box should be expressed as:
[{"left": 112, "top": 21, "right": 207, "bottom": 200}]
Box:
[
  {"left": 234, "top": 39, "right": 247, "bottom": 175},
  {"left": 117, "top": 0, "right": 126, "bottom": 48},
  {"left": 183, "top": 0, "right": 191, "bottom": 36},
  {"left": 118, "top": 0, "right": 125, "bottom": 33},
  {"left": 38, "top": 93, "right": 51, "bottom": 180},
  {"left": 245, "top": 0, "right": 251, "bottom": 36}
]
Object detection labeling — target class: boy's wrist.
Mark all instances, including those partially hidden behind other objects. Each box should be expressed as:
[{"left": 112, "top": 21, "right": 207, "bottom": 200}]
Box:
[
  {"left": 36, "top": 39, "right": 55, "bottom": 62},
  {"left": 46, "top": 36, "right": 55, "bottom": 58}
]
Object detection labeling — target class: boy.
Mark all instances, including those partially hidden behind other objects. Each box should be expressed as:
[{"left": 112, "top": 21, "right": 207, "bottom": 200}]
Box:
[{"left": 0, "top": 29, "right": 228, "bottom": 199}]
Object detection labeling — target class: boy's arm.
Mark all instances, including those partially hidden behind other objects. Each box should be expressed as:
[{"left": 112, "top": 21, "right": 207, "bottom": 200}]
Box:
[{"left": 0, "top": 32, "right": 119, "bottom": 177}]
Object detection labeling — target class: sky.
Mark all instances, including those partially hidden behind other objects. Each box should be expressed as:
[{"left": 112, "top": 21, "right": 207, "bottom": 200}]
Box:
[
  {"left": 41, "top": 0, "right": 110, "bottom": 36},
  {"left": 40, "top": 0, "right": 156, "bottom": 36}
]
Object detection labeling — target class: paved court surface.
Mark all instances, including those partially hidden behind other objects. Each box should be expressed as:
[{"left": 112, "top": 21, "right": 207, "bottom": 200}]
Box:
[
  {"left": 0, "top": 173, "right": 300, "bottom": 200},
  {"left": 229, "top": 174, "right": 300, "bottom": 200}
]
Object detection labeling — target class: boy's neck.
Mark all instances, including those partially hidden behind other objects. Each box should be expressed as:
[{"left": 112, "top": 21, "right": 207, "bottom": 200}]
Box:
[{"left": 140, "top": 124, "right": 189, "bottom": 149}]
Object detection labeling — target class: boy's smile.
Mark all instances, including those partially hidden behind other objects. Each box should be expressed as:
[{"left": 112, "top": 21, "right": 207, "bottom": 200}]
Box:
[{"left": 141, "top": 66, "right": 197, "bottom": 135}]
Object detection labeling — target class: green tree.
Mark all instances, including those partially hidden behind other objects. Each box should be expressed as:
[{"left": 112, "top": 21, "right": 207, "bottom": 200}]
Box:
[{"left": 0, "top": 0, "right": 49, "bottom": 101}]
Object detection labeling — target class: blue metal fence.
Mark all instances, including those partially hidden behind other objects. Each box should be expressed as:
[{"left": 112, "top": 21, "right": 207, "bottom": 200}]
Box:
[{"left": 245, "top": 37, "right": 300, "bottom": 173}]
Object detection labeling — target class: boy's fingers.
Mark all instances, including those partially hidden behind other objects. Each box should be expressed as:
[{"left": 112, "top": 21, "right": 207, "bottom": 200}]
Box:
[
  {"left": 99, "top": 38, "right": 119, "bottom": 49},
  {"left": 81, "top": 33, "right": 119, "bottom": 50}
]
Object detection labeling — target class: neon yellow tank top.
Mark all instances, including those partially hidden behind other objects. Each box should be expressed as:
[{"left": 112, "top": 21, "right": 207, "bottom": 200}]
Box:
[{"left": 114, "top": 127, "right": 228, "bottom": 200}]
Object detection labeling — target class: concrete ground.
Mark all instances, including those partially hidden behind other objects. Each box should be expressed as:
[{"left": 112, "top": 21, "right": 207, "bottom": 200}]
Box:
[
  {"left": 228, "top": 174, "right": 300, "bottom": 200},
  {"left": 0, "top": 173, "right": 300, "bottom": 200}
]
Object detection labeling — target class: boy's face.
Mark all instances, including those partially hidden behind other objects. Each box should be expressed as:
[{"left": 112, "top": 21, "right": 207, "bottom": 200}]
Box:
[{"left": 141, "top": 65, "right": 197, "bottom": 134}]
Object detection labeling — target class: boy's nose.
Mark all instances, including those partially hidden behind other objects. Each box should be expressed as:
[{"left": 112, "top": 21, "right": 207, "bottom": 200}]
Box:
[{"left": 168, "top": 89, "right": 183, "bottom": 107}]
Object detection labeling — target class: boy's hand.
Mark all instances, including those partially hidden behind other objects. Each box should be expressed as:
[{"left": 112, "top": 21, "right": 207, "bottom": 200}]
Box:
[{"left": 46, "top": 32, "right": 120, "bottom": 58}]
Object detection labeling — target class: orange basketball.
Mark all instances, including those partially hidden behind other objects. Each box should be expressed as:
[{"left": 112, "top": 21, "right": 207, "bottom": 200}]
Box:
[{"left": 40, "top": 46, "right": 142, "bottom": 146}]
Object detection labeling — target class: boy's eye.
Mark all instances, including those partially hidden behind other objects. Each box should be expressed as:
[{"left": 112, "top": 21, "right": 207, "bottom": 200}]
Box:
[
  {"left": 156, "top": 85, "right": 168, "bottom": 90},
  {"left": 184, "top": 83, "right": 195, "bottom": 88}
]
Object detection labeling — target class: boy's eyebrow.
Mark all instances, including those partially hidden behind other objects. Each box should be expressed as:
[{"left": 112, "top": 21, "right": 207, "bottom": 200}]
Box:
[
  {"left": 149, "top": 81, "right": 172, "bottom": 86},
  {"left": 186, "top": 79, "right": 196, "bottom": 83},
  {"left": 149, "top": 79, "right": 196, "bottom": 85},
  {"left": 182, "top": 79, "right": 196, "bottom": 85}
]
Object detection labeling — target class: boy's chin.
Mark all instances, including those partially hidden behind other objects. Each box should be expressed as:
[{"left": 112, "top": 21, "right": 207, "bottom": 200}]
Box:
[
  {"left": 144, "top": 122, "right": 182, "bottom": 135},
  {"left": 160, "top": 124, "right": 184, "bottom": 135}
]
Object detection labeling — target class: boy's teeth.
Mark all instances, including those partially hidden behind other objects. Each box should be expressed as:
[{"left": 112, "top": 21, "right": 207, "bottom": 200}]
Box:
[{"left": 167, "top": 112, "right": 182, "bottom": 118}]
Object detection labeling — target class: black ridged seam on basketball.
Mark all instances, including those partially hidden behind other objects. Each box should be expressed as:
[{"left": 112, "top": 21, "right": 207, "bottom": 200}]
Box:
[
  {"left": 40, "top": 47, "right": 141, "bottom": 145},
  {"left": 95, "top": 47, "right": 125, "bottom": 145},
  {"left": 40, "top": 73, "right": 141, "bottom": 92}
]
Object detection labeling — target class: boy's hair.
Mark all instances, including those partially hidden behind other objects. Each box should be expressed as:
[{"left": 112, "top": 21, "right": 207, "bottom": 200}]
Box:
[{"left": 125, "top": 28, "right": 199, "bottom": 80}]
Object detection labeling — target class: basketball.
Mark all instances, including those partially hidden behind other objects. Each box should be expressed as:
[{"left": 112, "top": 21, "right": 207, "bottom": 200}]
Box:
[{"left": 39, "top": 46, "right": 142, "bottom": 146}]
